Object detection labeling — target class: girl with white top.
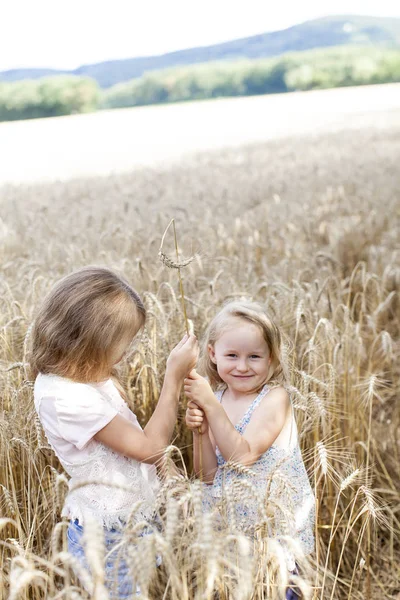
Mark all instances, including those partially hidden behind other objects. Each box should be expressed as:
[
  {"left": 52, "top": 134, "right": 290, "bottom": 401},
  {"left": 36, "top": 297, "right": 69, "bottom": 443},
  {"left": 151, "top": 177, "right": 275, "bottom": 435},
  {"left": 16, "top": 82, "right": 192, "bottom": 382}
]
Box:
[
  {"left": 32, "top": 266, "right": 198, "bottom": 598},
  {"left": 185, "top": 301, "right": 314, "bottom": 600}
]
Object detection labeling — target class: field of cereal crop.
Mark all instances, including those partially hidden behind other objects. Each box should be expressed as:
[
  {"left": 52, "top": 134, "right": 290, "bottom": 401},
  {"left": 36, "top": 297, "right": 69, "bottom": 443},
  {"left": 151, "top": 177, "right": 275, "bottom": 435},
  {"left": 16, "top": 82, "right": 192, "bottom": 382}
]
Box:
[{"left": 0, "top": 85, "right": 399, "bottom": 599}]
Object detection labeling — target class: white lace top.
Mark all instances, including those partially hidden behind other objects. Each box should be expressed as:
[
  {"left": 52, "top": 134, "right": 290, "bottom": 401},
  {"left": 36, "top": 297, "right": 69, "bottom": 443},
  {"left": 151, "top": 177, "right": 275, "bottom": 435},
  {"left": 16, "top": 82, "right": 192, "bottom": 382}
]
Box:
[{"left": 34, "top": 373, "right": 159, "bottom": 529}]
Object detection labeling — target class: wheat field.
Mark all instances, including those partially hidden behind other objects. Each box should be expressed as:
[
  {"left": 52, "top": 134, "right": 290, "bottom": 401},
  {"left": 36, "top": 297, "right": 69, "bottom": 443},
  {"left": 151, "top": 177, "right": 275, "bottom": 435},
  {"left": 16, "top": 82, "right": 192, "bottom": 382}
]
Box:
[{"left": 0, "top": 114, "right": 399, "bottom": 599}]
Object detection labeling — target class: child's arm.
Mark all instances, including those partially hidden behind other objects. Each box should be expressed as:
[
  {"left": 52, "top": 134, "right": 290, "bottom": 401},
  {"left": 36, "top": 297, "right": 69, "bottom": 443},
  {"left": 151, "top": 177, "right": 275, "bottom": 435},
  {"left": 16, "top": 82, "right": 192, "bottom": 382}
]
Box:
[
  {"left": 186, "top": 401, "right": 218, "bottom": 483},
  {"left": 94, "top": 334, "right": 198, "bottom": 464},
  {"left": 184, "top": 371, "right": 290, "bottom": 467}
]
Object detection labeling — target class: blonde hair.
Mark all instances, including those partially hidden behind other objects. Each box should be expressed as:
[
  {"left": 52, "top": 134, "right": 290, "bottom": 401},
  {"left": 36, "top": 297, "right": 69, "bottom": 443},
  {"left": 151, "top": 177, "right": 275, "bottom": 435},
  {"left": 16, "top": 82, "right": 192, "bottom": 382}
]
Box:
[
  {"left": 30, "top": 266, "right": 146, "bottom": 383},
  {"left": 200, "top": 301, "right": 287, "bottom": 389}
]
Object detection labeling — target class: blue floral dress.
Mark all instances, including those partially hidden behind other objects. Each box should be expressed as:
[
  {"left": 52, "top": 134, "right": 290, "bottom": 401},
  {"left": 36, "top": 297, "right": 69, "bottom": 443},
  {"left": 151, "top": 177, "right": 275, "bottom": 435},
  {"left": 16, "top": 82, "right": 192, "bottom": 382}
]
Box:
[{"left": 202, "top": 385, "right": 315, "bottom": 568}]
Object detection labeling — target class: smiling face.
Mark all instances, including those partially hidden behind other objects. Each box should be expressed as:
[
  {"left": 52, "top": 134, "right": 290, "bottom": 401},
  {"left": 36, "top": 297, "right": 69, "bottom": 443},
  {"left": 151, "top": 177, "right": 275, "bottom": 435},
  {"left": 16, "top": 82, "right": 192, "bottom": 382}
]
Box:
[{"left": 208, "top": 317, "right": 271, "bottom": 394}]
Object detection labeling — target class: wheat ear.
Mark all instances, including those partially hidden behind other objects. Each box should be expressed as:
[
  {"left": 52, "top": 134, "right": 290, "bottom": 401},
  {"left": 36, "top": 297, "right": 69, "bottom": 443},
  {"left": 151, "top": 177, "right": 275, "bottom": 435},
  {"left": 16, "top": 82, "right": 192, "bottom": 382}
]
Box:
[{"left": 159, "top": 219, "right": 203, "bottom": 480}]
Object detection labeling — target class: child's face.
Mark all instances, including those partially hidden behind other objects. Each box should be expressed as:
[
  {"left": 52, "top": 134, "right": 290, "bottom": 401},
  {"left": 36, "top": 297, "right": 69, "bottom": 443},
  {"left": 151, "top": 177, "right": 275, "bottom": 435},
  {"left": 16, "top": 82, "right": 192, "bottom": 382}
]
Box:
[
  {"left": 110, "top": 332, "right": 135, "bottom": 366},
  {"left": 208, "top": 319, "right": 271, "bottom": 393}
]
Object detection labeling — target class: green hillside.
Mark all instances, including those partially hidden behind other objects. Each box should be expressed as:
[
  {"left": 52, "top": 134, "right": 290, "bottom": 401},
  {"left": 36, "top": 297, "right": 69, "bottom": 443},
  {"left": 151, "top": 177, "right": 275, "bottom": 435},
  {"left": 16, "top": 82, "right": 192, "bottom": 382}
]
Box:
[
  {"left": 2, "top": 44, "right": 400, "bottom": 122},
  {"left": 1, "top": 15, "right": 400, "bottom": 88}
]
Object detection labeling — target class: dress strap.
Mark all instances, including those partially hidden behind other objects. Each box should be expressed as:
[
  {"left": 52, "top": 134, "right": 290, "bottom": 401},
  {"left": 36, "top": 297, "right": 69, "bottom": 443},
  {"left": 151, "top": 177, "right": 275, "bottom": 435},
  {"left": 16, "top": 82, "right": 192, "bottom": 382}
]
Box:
[
  {"left": 237, "top": 385, "right": 270, "bottom": 434},
  {"left": 214, "top": 389, "right": 224, "bottom": 403}
]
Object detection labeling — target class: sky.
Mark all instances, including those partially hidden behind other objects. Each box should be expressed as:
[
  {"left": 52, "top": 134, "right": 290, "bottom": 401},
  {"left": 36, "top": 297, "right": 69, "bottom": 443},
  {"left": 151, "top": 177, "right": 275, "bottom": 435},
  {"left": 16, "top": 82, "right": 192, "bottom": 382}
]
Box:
[{"left": 2, "top": 0, "right": 400, "bottom": 71}]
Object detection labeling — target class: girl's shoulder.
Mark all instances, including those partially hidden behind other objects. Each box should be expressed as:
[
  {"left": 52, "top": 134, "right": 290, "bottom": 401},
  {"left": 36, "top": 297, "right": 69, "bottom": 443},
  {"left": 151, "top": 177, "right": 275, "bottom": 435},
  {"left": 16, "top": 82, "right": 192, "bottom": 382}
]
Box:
[
  {"left": 34, "top": 373, "right": 121, "bottom": 452},
  {"left": 265, "top": 383, "right": 290, "bottom": 399},
  {"left": 258, "top": 384, "right": 291, "bottom": 413},
  {"left": 34, "top": 373, "right": 68, "bottom": 406},
  {"left": 35, "top": 372, "right": 93, "bottom": 395},
  {"left": 34, "top": 373, "right": 113, "bottom": 410}
]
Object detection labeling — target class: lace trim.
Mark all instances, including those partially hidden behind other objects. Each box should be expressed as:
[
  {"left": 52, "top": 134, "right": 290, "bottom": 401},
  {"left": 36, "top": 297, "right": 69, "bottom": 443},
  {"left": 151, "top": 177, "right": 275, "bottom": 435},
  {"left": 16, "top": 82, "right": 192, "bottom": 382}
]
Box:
[{"left": 36, "top": 378, "right": 159, "bottom": 528}]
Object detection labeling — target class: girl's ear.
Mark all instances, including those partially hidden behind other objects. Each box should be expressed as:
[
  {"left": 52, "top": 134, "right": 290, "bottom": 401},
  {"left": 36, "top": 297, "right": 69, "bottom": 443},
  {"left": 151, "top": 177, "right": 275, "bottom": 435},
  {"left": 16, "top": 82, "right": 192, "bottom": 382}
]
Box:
[{"left": 208, "top": 344, "right": 217, "bottom": 364}]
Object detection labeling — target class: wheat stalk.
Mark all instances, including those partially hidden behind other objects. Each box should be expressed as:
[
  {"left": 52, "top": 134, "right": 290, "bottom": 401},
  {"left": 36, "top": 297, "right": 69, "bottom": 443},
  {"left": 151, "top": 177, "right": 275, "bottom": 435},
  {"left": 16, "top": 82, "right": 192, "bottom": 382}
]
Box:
[
  {"left": 159, "top": 218, "right": 203, "bottom": 481},
  {"left": 158, "top": 218, "right": 193, "bottom": 333}
]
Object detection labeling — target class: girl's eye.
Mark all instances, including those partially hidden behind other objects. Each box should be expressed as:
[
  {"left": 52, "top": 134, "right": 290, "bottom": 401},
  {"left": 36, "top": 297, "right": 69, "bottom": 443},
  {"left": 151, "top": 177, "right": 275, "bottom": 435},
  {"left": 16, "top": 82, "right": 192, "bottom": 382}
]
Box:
[
  {"left": 250, "top": 355, "right": 261, "bottom": 359},
  {"left": 227, "top": 354, "right": 237, "bottom": 358}
]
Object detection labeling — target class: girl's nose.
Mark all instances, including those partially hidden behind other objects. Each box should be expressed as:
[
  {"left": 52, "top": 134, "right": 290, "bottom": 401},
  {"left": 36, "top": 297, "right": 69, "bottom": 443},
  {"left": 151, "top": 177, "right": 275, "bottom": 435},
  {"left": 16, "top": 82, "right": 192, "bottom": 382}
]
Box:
[{"left": 236, "top": 359, "right": 249, "bottom": 372}]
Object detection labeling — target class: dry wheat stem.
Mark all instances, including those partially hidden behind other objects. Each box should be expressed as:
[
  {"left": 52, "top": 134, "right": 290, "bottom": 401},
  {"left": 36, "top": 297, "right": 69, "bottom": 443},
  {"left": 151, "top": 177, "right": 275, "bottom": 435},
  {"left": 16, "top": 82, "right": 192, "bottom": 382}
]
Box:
[{"left": 158, "top": 218, "right": 203, "bottom": 483}]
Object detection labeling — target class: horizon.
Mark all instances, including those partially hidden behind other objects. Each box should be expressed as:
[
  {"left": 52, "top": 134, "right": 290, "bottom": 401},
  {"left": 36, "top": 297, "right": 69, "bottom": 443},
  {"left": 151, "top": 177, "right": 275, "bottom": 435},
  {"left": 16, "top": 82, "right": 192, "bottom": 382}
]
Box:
[{"left": 2, "top": 1, "right": 400, "bottom": 72}]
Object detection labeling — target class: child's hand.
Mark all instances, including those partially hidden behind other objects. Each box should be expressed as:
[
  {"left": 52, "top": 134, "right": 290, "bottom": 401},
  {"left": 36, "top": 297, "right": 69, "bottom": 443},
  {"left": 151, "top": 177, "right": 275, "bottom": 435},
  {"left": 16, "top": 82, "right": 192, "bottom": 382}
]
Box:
[
  {"left": 185, "top": 400, "right": 208, "bottom": 434},
  {"left": 184, "top": 369, "right": 216, "bottom": 411},
  {"left": 166, "top": 334, "right": 199, "bottom": 380}
]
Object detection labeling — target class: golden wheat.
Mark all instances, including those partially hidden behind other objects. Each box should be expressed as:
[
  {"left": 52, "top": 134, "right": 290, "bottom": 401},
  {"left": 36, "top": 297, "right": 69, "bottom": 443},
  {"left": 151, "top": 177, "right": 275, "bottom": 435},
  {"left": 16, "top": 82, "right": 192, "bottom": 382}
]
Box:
[{"left": 0, "top": 123, "right": 399, "bottom": 598}]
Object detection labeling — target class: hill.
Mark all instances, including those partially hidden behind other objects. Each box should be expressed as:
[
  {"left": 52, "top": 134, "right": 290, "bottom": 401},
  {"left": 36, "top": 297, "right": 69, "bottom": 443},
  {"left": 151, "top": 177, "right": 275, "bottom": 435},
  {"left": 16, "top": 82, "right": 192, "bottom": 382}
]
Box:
[{"left": 1, "top": 14, "right": 400, "bottom": 88}]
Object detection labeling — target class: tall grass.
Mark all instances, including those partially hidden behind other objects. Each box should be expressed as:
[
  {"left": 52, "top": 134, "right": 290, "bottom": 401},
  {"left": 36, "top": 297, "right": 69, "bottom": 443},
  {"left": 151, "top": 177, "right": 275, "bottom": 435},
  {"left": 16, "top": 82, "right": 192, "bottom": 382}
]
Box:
[{"left": 0, "top": 124, "right": 399, "bottom": 598}]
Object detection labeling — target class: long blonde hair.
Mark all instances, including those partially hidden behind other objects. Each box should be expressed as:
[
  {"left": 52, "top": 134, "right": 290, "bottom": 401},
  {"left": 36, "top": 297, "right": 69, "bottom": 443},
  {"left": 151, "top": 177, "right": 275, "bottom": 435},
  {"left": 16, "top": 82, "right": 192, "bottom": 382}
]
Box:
[
  {"left": 200, "top": 301, "right": 288, "bottom": 389},
  {"left": 30, "top": 266, "right": 146, "bottom": 383}
]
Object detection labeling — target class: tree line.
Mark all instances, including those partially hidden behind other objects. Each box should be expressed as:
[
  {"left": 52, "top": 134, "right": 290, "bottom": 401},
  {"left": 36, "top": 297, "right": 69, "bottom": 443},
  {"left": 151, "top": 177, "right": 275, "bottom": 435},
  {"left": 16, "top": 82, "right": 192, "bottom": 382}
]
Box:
[
  {"left": 1, "top": 46, "right": 400, "bottom": 121},
  {"left": 0, "top": 76, "right": 99, "bottom": 121}
]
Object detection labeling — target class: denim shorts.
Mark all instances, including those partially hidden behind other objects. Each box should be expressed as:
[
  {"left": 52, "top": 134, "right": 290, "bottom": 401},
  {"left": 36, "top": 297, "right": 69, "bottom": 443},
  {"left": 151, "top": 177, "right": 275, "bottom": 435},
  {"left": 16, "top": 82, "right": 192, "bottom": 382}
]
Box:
[
  {"left": 67, "top": 519, "right": 141, "bottom": 598},
  {"left": 67, "top": 519, "right": 300, "bottom": 599},
  {"left": 286, "top": 586, "right": 301, "bottom": 600},
  {"left": 286, "top": 566, "right": 301, "bottom": 599}
]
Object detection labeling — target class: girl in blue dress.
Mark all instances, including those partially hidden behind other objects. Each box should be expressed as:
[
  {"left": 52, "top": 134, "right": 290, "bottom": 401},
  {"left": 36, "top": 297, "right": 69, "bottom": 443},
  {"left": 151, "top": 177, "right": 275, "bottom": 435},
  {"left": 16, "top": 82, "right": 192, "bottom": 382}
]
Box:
[{"left": 185, "top": 301, "right": 315, "bottom": 599}]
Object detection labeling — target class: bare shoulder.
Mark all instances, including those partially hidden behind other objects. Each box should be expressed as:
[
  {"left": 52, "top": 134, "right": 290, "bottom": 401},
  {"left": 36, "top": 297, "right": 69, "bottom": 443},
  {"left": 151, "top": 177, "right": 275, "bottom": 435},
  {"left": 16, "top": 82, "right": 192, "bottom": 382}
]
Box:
[
  {"left": 244, "top": 385, "right": 290, "bottom": 443},
  {"left": 258, "top": 385, "right": 290, "bottom": 415},
  {"left": 266, "top": 385, "right": 290, "bottom": 401}
]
